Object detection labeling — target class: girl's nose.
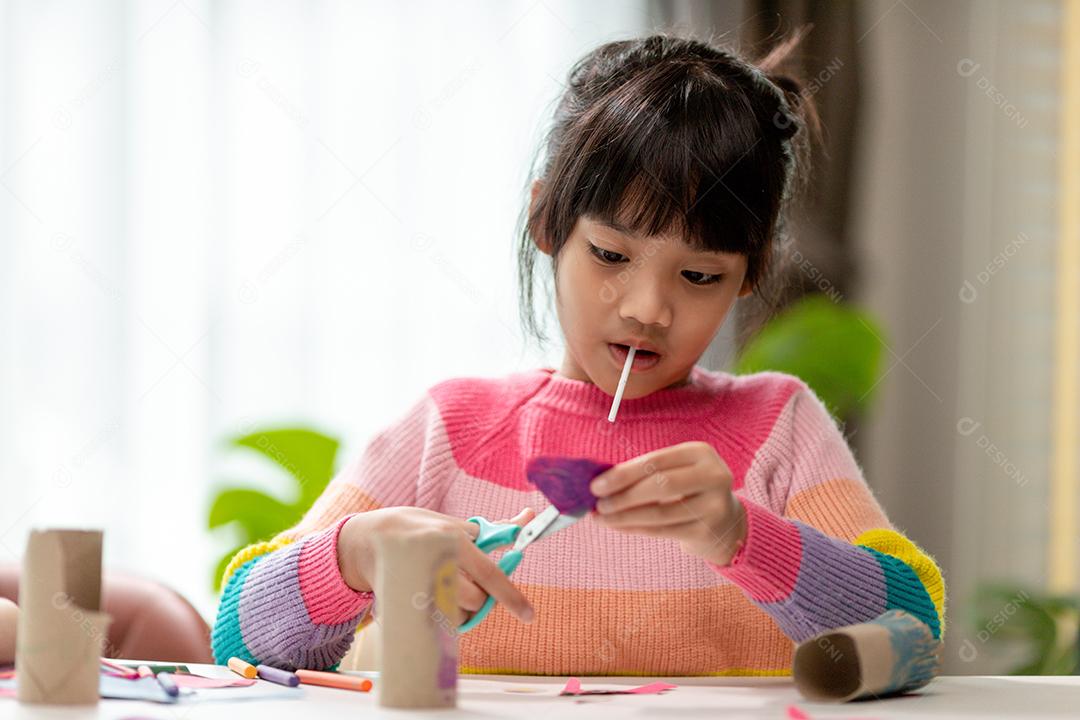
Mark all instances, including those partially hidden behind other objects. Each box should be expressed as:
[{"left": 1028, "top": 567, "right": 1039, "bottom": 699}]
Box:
[{"left": 618, "top": 275, "right": 672, "bottom": 328}]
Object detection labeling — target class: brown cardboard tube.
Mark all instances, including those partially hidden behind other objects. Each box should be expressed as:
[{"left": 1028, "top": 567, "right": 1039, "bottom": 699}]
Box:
[
  {"left": 793, "top": 610, "right": 941, "bottom": 703},
  {"left": 15, "top": 529, "right": 110, "bottom": 705},
  {"left": 375, "top": 529, "right": 458, "bottom": 709}
]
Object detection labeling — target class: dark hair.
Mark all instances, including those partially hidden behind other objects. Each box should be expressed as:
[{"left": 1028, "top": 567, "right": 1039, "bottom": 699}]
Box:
[{"left": 516, "top": 31, "right": 818, "bottom": 346}]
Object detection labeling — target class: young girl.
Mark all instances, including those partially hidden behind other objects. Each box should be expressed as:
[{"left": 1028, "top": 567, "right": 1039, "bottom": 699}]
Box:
[{"left": 212, "top": 34, "right": 944, "bottom": 677}]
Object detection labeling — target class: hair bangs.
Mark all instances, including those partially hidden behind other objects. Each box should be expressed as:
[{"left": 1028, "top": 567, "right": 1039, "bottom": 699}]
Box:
[{"left": 557, "top": 61, "right": 777, "bottom": 259}]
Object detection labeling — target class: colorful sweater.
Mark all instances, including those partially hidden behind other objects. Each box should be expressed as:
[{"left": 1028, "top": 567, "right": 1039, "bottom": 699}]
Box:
[{"left": 211, "top": 366, "right": 945, "bottom": 676}]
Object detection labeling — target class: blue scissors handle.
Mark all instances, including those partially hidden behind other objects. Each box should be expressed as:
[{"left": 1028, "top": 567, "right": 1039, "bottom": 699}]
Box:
[
  {"left": 459, "top": 516, "right": 524, "bottom": 633},
  {"left": 469, "top": 516, "right": 521, "bottom": 552}
]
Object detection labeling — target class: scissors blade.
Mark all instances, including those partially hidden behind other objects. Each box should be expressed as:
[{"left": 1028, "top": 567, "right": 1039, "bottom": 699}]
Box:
[{"left": 513, "top": 505, "right": 583, "bottom": 550}]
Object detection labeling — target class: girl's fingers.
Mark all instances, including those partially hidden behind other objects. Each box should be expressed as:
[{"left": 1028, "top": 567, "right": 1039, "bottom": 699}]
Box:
[
  {"left": 449, "top": 508, "right": 535, "bottom": 623},
  {"left": 596, "top": 490, "right": 728, "bottom": 529},
  {"left": 463, "top": 520, "right": 481, "bottom": 539},
  {"left": 459, "top": 507, "right": 532, "bottom": 542},
  {"left": 457, "top": 571, "right": 487, "bottom": 612},
  {"left": 595, "top": 465, "right": 703, "bottom": 514},
  {"left": 590, "top": 442, "right": 706, "bottom": 497},
  {"left": 456, "top": 536, "right": 534, "bottom": 623}
]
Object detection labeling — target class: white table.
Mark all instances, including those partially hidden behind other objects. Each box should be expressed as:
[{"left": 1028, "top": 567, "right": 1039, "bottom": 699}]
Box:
[{"left": 2, "top": 665, "right": 1079, "bottom": 718}]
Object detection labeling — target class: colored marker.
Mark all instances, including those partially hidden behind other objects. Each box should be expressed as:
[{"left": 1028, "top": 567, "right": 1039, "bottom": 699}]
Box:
[
  {"left": 295, "top": 668, "right": 372, "bottom": 692},
  {"left": 227, "top": 656, "right": 258, "bottom": 679},
  {"left": 156, "top": 672, "right": 180, "bottom": 697},
  {"left": 256, "top": 664, "right": 300, "bottom": 687}
]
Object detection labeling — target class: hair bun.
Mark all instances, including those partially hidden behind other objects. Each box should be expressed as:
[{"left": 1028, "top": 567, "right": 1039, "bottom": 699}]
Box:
[
  {"left": 765, "top": 73, "right": 803, "bottom": 140},
  {"left": 754, "top": 25, "right": 819, "bottom": 144}
]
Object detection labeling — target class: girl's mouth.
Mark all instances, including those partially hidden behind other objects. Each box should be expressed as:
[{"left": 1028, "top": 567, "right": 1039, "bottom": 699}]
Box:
[{"left": 608, "top": 343, "right": 661, "bottom": 371}]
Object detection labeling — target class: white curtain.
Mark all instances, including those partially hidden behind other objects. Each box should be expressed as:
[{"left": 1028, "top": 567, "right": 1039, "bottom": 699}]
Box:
[{"left": 0, "top": 0, "right": 650, "bottom": 617}]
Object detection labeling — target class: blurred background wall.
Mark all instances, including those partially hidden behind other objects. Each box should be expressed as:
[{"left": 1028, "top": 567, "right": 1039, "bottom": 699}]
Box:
[{"left": 1, "top": 0, "right": 1076, "bottom": 674}]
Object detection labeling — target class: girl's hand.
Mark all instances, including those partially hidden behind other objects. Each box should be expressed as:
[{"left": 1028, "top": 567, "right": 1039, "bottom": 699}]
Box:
[
  {"left": 590, "top": 441, "right": 748, "bottom": 566},
  {"left": 338, "top": 507, "right": 536, "bottom": 625}
]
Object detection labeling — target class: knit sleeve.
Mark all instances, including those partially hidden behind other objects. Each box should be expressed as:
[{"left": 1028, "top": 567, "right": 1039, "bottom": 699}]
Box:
[
  {"left": 210, "top": 514, "right": 374, "bottom": 669},
  {"left": 211, "top": 390, "right": 452, "bottom": 669},
  {"left": 712, "top": 384, "right": 946, "bottom": 644}
]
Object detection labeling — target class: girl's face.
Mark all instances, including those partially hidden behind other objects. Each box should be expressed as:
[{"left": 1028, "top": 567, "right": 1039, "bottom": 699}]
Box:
[{"left": 545, "top": 214, "right": 752, "bottom": 399}]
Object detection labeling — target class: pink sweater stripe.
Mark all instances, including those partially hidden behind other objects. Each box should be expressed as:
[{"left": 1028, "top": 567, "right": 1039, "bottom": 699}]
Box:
[
  {"left": 715, "top": 498, "right": 802, "bottom": 602},
  {"left": 297, "top": 514, "right": 374, "bottom": 624},
  {"left": 785, "top": 387, "right": 872, "bottom": 503},
  {"left": 430, "top": 366, "right": 802, "bottom": 493}
]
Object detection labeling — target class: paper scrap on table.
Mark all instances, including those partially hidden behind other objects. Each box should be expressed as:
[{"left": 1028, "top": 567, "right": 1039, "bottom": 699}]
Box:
[
  {"left": 101, "top": 675, "right": 180, "bottom": 703},
  {"left": 560, "top": 677, "right": 677, "bottom": 696},
  {"left": 116, "top": 661, "right": 191, "bottom": 674},
  {"left": 786, "top": 704, "right": 882, "bottom": 720},
  {"left": 180, "top": 682, "right": 303, "bottom": 703},
  {"left": 0, "top": 675, "right": 178, "bottom": 704},
  {"left": 527, "top": 457, "right": 614, "bottom": 515},
  {"left": 1, "top": 672, "right": 288, "bottom": 705},
  {"left": 171, "top": 674, "right": 257, "bottom": 689}
]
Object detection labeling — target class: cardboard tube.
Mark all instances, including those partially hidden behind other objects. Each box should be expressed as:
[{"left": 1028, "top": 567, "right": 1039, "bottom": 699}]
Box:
[
  {"left": 375, "top": 530, "right": 457, "bottom": 709},
  {"left": 16, "top": 529, "right": 110, "bottom": 705},
  {"left": 793, "top": 610, "right": 941, "bottom": 703}
]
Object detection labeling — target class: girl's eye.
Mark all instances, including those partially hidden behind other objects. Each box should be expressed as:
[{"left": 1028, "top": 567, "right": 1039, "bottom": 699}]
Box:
[
  {"left": 588, "top": 241, "right": 722, "bottom": 285},
  {"left": 682, "top": 270, "right": 724, "bottom": 286},
  {"left": 588, "top": 242, "right": 626, "bottom": 264}
]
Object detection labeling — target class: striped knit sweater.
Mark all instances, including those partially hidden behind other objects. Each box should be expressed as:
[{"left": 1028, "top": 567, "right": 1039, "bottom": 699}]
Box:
[{"left": 211, "top": 366, "right": 945, "bottom": 676}]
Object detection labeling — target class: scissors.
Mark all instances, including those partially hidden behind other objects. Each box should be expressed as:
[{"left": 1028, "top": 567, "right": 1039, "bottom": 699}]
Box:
[{"left": 458, "top": 505, "right": 582, "bottom": 633}]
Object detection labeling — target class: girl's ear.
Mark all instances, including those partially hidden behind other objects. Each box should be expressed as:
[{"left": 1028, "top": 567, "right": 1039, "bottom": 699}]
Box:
[
  {"left": 738, "top": 277, "right": 754, "bottom": 298},
  {"left": 529, "top": 179, "right": 553, "bottom": 256}
]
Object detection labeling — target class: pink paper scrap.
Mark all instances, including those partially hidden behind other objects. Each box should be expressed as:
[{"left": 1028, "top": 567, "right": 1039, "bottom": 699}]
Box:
[
  {"left": 786, "top": 704, "right": 881, "bottom": 720},
  {"left": 171, "top": 673, "right": 257, "bottom": 688},
  {"left": 560, "top": 677, "right": 677, "bottom": 696}
]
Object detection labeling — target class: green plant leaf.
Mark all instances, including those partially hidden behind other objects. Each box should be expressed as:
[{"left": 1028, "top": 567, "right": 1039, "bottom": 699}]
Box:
[
  {"left": 232, "top": 428, "right": 339, "bottom": 505},
  {"left": 1044, "top": 645, "right": 1078, "bottom": 675},
  {"left": 208, "top": 488, "right": 297, "bottom": 539},
  {"left": 971, "top": 583, "right": 1079, "bottom": 674},
  {"left": 209, "top": 426, "right": 342, "bottom": 591},
  {"left": 735, "top": 295, "right": 885, "bottom": 418}
]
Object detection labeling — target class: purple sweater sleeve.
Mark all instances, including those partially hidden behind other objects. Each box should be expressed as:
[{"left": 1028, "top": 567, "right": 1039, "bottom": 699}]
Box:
[
  {"left": 708, "top": 385, "right": 945, "bottom": 643},
  {"left": 211, "top": 514, "right": 375, "bottom": 670},
  {"left": 711, "top": 499, "right": 941, "bottom": 643}
]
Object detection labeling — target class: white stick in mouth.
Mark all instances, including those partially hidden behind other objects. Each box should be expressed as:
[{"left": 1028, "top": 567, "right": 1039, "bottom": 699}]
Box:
[{"left": 608, "top": 346, "right": 636, "bottom": 423}]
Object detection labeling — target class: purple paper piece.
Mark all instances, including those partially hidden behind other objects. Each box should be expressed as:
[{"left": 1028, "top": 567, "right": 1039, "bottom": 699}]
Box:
[{"left": 526, "top": 456, "right": 614, "bottom": 515}]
